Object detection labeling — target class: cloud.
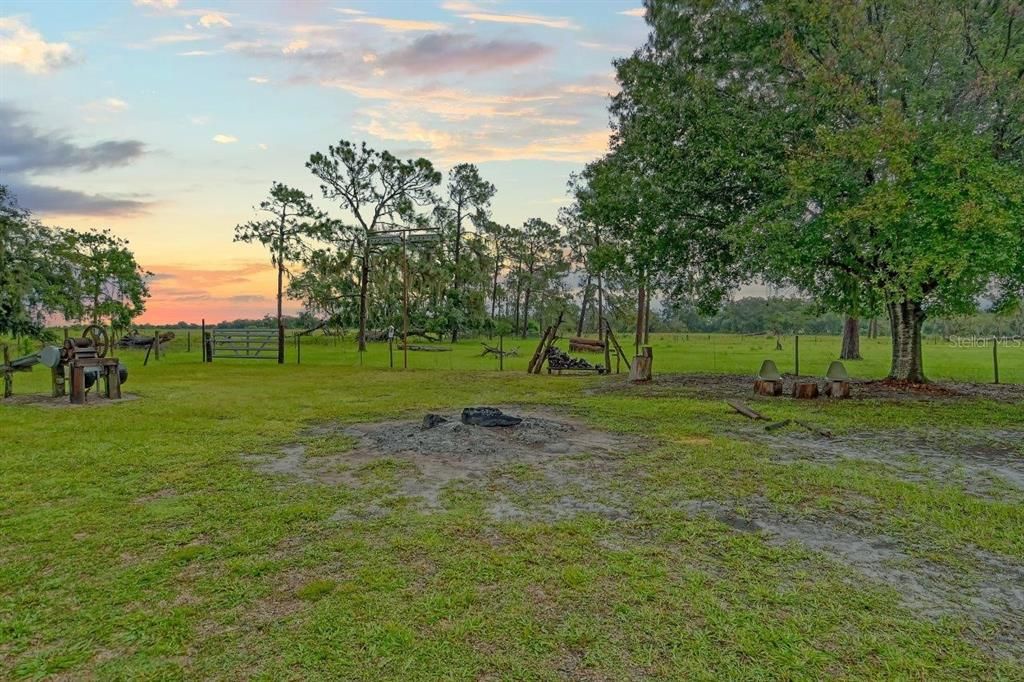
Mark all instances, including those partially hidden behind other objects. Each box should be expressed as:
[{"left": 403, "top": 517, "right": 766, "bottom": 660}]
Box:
[
  {"left": 0, "top": 105, "right": 151, "bottom": 217},
  {"left": 618, "top": 7, "right": 646, "bottom": 17},
  {"left": 248, "top": 75, "right": 269, "bottom": 83},
  {"left": 7, "top": 183, "right": 152, "bottom": 217},
  {"left": 212, "top": 134, "right": 238, "bottom": 144},
  {"left": 199, "top": 12, "right": 231, "bottom": 28},
  {"left": 189, "top": 115, "right": 210, "bottom": 125},
  {"left": 0, "top": 17, "right": 75, "bottom": 74},
  {"left": 83, "top": 97, "right": 128, "bottom": 114},
  {"left": 0, "top": 104, "right": 146, "bottom": 174},
  {"left": 378, "top": 33, "right": 551, "bottom": 76},
  {"left": 178, "top": 49, "right": 217, "bottom": 56},
  {"left": 227, "top": 294, "right": 265, "bottom": 303},
  {"left": 349, "top": 17, "right": 447, "bottom": 32},
  {"left": 257, "top": 143, "right": 268, "bottom": 150},
  {"left": 132, "top": 0, "right": 179, "bottom": 7},
  {"left": 334, "top": 7, "right": 366, "bottom": 15},
  {"left": 151, "top": 33, "right": 209, "bottom": 44},
  {"left": 282, "top": 39, "right": 309, "bottom": 54},
  {"left": 443, "top": 4, "right": 578, "bottom": 30}
]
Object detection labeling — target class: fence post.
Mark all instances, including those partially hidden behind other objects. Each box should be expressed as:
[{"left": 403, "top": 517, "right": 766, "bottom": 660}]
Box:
[
  {"left": 187, "top": 330, "right": 191, "bottom": 353},
  {"left": 993, "top": 336, "right": 1000, "bottom": 385},
  {"left": 499, "top": 334, "right": 504, "bottom": 371},
  {"left": 201, "top": 319, "right": 206, "bottom": 362},
  {"left": 154, "top": 330, "right": 161, "bottom": 361},
  {"left": 794, "top": 335, "right": 800, "bottom": 377}
]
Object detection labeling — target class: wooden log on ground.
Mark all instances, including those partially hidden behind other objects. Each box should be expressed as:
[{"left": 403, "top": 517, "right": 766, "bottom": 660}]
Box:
[
  {"left": 726, "top": 399, "right": 769, "bottom": 421},
  {"left": 794, "top": 420, "right": 833, "bottom": 438},
  {"left": 629, "top": 346, "right": 653, "bottom": 382},
  {"left": 480, "top": 343, "right": 518, "bottom": 357},
  {"left": 792, "top": 382, "right": 820, "bottom": 399},
  {"left": 753, "top": 379, "right": 783, "bottom": 396}
]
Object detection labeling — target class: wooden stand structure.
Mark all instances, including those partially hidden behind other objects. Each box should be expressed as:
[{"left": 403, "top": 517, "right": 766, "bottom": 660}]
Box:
[
  {"left": 754, "top": 359, "right": 783, "bottom": 396},
  {"left": 528, "top": 311, "right": 565, "bottom": 374},
  {"left": 824, "top": 360, "right": 851, "bottom": 399}
]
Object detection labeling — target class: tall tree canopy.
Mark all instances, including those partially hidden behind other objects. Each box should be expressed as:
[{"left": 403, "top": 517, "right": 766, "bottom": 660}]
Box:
[
  {"left": 592, "top": 0, "right": 1024, "bottom": 381},
  {"left": 307, "top": 141, "right": 441, "bottom": 351},
  {"left": 234, "top": 182, "right": 326, "bottom": 362},
  {"left": 1, "top": 186, "right": 150, "bottom": 339}
]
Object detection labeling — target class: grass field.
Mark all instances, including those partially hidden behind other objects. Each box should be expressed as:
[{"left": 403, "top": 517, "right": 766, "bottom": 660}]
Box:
[{"left": 2, "top": 333, "right": 1022, "bottom": 679}]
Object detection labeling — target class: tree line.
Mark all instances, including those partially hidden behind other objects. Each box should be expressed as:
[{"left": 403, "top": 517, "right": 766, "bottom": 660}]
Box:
[
  {"left": 0, "top": 186, "right": 150, "bottom": 341},
  {"left": 237, "top": 1, "right": 1022, "bottom": 382}
]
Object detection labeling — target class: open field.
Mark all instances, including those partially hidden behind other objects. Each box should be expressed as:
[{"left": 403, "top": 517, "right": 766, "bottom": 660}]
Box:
[{"left": 2, "top": 334, "right": 1023, "bottom": 679}]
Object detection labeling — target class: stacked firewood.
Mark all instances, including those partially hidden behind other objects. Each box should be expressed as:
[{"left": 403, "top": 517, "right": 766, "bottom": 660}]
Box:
[
  {"left": 568, "top": 337, "right": 605, "bottom": 353},
  {"left": 547, "top": 346, "right": 603, "bottom": 372}
]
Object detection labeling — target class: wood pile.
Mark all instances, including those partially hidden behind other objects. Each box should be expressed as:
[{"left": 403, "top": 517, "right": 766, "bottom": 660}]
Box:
[
  {"left": 546, "top": 347, "right": 604, "bottom": 373},
  {"left": 569, "top": 337, "right": 605, "bottom": 353}
]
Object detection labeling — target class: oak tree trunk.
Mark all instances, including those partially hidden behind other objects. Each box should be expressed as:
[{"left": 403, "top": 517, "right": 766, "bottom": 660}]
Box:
[
  {"left": 840, "top": 315, "right": 861, "bottom": 360},
  {"left": 887, "top": 300, "right": 926, "bottom": 382}
]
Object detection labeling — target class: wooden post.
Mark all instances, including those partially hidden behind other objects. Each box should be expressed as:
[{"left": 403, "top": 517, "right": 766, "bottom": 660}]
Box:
[
  {"left": 389, "top": 335, "right": 394, "bottom": 369},
  {"left": 201, "top": 319, "right": 206, "bottom": 362},
  {"left": 106, "top": 363, "right": 122, "bottom": 399},
  {"left": 154, "top": 330, "right": 160, "bottom": 361},
  {"left": 629, "top": 346, "right": 653, "bottom": 382},
  {"left": 794, "top": 334, "right": 800, "bottom": 376},
  {"left": 278, "top": 324, "right": 285, "bottom": 365},
  {"left": 499, "top": 335, "right": 504, "bottom": 372},
  {"left": 296, "top": 333, "right": 301, "bottom": 365},
  {"left": 2, "top": 345, "right": 11, "bottom": 399},
  {"left": 403, "top": 233, "right": 409, "bottom": 370},
  {"left": 70, "top": 365, "right": 86, "bottom": 404},
  {"left": 187, "top": 330, "right": 191, "bottom": 353},
  {"left": 993, "top": 337, "right": 1000, "bottom": 385}
]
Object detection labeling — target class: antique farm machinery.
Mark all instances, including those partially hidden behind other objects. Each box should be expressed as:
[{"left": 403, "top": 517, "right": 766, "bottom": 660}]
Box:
[{"left": 1, "top": 325, "right": 128, "bottom": 404}]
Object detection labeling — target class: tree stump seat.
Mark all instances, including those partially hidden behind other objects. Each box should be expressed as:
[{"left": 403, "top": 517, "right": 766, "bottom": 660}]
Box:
[{"left": 792, "top": 382, "right": 819, "bottom": 399}]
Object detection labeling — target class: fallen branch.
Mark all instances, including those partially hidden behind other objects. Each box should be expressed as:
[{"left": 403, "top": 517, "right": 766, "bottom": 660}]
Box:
[
  {"left": 726, "top": 399, "right": 769, "bottom": 421},
  {"left": 480, "top": 343, "right": 518, "bottom": 357}
]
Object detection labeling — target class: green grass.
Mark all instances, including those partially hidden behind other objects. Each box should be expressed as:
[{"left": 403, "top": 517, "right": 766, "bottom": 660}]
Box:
[{"left": 1, "top": 333, "right": 1022, "bottom": 679}]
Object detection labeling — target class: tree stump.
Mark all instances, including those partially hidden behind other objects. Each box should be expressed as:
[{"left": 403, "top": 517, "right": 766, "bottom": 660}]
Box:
[
  {"left": 754, "top": 379, "right": 783, "bottom": 396},
  {"left": 792, "top": 382, "right": 819, "bottom": 399},
  {"left": 825, "top": 381, "right": 850, "bottom": 399},
  {"left": 629, "top": 346, "right": 653, "bottom": 382}
]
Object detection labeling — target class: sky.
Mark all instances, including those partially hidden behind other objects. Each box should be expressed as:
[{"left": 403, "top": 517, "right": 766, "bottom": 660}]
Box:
[{"left": 1, "top": 0, "right": 649, "bottom": 324}]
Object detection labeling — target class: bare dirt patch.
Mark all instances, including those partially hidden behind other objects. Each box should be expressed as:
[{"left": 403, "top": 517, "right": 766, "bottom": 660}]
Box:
[
  {"left": 751, "top": 426, "right": 1024, "bottom": 499},
  {"left": 244, "top": 407, "right": 644, "bottom": 521},
  {"left": 680, "top": 497, "right": 1024, "bottom": 661},
  {"left": 591, "top": 373, "right": 1024, "bottom": 403}
]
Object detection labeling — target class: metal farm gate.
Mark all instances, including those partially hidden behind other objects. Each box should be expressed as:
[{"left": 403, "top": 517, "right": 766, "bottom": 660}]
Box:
[{"left": 205, "top": 328, "right": 280, "bottom": 361}]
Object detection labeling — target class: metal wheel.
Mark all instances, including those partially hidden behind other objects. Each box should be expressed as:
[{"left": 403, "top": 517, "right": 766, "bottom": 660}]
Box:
[{"left": 82, "top": 324, "right": 109, "bottom": 358}]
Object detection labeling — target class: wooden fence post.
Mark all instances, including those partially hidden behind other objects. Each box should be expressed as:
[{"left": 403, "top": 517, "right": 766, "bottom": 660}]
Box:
[
  {"left": 794, "top": 335, "right": 800, "bottom": 377},
  {"left": 993, "top": 337, "right": 1000, "bottom": 385}
]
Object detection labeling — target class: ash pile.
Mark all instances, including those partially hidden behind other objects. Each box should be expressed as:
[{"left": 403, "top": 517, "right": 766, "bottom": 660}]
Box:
[
  {"left": 345, "top": 407, "right": 591, "bottom": 460},
  {"left": 546, "top": 347, "right": 605, "bottom": 373}
]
